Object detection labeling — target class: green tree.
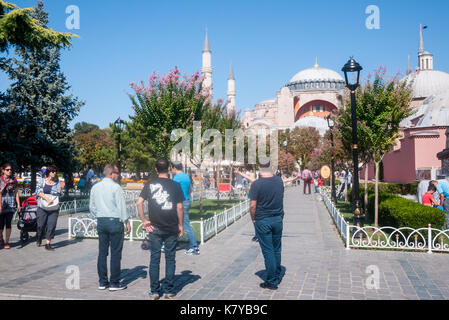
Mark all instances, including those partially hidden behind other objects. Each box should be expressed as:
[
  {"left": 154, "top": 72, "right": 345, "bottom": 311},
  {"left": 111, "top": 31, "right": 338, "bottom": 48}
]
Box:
[
  {"left": 74, "top": 128, "right": 115, "bottom": 173},
  {"left": 335, "top": 67, "right": 413, "bottom": 227},
  {"left": 0, "top": 0, "right": 75, "bottom": 52},
  {"left": 74, "top": 122, "right": 100, "bottom": 136},
  {"left": 129, "top": 67, "right": 209, "bottom": 159},
  {"left": 287, "top": 127, "right": 321, "bottom": 169},
  {"left": 1, "top": 1, "right": 84, "bottom": 190}
]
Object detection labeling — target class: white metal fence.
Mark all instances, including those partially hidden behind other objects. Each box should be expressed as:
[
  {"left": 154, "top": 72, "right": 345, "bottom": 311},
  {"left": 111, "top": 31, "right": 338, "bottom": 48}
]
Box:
[
  {"left": 319, "top": 186, "right": 449, "bottom": 254},
  {"left": 68, "top": 199, "right": 250, "bottom": 244}
]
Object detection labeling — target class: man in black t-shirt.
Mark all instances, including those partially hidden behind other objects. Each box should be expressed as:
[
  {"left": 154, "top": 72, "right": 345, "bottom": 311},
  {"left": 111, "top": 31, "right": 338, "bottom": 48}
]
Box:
[
  {"left": 249, "top": 159, "right": 299, "bottom": 290},
  {"left": 136, "top": 158, "right": 185, "bottom": 300}
]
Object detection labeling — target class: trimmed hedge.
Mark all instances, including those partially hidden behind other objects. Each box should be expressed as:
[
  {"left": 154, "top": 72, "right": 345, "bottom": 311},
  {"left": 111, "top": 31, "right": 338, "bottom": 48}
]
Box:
[
  {"left": 379, "top": 196, "right": 445, "bottom": 230},
  {"left": 347, "top": 188, "right": 445, "bottom": 230}
]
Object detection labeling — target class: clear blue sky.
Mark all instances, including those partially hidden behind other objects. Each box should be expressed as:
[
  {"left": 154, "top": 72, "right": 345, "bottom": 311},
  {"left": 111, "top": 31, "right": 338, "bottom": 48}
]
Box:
[{"left": 4, "top": 0, "right": 449, "bottom": 129}]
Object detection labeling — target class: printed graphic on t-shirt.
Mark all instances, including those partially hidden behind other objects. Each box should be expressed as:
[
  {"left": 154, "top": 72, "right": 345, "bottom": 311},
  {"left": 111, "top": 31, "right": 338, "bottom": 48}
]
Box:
[{"left": 150, "top": 183, "right": 173, "bottom": 210}]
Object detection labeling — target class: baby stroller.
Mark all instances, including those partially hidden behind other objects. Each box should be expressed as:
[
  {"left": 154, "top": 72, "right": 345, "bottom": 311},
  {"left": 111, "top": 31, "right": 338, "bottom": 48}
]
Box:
[{"left": 17, "top": 196, "right": 38, "bottom": 244}]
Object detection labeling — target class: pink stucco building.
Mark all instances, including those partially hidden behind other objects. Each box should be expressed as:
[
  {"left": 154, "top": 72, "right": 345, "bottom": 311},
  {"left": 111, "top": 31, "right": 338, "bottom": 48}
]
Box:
[{"left": 361, "top": 25, "right": 449, "bottom": 183}]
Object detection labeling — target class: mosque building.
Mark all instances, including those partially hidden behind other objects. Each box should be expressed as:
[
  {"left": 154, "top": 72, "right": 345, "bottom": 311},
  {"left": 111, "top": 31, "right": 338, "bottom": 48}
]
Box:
[
  {"left": 241, "top": 58, "right": 346, "bottom": 136},
  {"left": 364, "top": 24, "right": 449, "bottom": 183}
]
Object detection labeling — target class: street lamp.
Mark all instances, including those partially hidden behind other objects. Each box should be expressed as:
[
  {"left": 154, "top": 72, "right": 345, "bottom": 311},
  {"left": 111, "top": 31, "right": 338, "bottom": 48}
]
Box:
[
  {"left": 342, "top": 57, "right": 363, "bottom": 224},
  {"left": 114, "top": 117, "right": 125, "bottom": 184},
  {"left": 326, "top": 114, "right": 337, "bottom": 205}
]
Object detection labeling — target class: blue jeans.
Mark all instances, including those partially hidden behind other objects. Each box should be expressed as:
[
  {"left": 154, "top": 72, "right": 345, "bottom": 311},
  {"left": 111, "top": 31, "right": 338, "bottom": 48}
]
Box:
[
  {"left": 183, "top": 200, "right": 198, "bottom": 249},
  {"left": 254, "top": 215, "right": 283, "bottom": 286},
  {"left": 97, "top": 218, "right": 124, "bottom": 287},
  {"left": 443, "top": 199, "right": 449, "bottom": 229},
  {"left": 148, "top": 228, "right": 178, "bottom": 295}
]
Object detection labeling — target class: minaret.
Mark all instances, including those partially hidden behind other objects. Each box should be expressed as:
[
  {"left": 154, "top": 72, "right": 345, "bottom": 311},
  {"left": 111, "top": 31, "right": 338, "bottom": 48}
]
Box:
[
  {"left": 227, "top": 60, "right": 236, "bottom": 115},
  {"left": 418, "top": 24, "right": 434, "bottom": 71},
  {"left": 201, "top": 28, "right": 213, "bottom": 98}
]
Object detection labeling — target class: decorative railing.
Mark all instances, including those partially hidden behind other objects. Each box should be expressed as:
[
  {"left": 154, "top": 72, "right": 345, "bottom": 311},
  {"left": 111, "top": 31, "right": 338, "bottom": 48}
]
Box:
[
  {"left": 319, "top": 188, "right": 449, "bottom": 254},
  {"left": 12, "top": 198, "right": 90, "bottom": 223},
  {"left": 68, "top": 199, "right": 250, "bottom": 244}
]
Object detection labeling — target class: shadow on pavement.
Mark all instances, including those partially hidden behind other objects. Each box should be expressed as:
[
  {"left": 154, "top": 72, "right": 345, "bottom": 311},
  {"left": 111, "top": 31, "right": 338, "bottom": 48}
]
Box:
[
  {"left": 172, "top": 270, "right": 201, "bottom": 294},
  {"left": 121, "top": 265, "right": 148, "bottom": 286},
  {"left": 255, "top": 266, "right": 286, "bottom": 284}
]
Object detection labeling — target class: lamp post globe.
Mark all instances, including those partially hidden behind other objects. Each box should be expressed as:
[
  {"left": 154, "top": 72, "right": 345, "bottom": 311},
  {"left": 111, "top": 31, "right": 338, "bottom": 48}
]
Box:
[{"left": 342, "top": 58, "right": 363, "bottom": 227}]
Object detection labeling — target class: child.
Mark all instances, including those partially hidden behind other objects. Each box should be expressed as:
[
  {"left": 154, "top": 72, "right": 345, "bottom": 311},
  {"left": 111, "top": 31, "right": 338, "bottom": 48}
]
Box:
[{"left": 422, "top": 185, "right": 439, "bottom": 207}]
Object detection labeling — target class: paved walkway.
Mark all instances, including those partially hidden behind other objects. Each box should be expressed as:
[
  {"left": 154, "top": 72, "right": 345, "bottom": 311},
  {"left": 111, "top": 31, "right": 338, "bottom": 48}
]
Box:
[{"left": 2, "top": 186, "right": 449, "bottom": 300}]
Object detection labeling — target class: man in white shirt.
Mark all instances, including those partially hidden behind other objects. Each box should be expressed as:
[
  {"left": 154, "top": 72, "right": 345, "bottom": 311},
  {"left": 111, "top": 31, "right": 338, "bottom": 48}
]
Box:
[{"left": 89, "top": 164, "right": 131, "bottom": 292}]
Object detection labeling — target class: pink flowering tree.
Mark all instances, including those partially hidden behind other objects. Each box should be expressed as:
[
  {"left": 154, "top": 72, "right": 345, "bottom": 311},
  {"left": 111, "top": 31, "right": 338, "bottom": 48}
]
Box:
[{"left": 128, "top": 66, "right": 210, "bottom": 158}]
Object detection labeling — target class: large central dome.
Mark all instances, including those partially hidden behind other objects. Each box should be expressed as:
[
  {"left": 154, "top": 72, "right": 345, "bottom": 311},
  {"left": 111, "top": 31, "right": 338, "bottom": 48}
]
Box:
[
  {"left": 402, "top": 70, "right": 449, "bottom": 99},
  {"left": 286, "top": 62, "right": 346, "bottom": 92}
]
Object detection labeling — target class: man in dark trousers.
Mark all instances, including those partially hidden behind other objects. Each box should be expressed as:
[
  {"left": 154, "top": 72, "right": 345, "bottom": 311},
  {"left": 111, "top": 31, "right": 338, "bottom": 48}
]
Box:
[
  {"left": 89, "top": 164, "right": 131, "bottom": 291},
  {"left": 137, "top": 158, "right": 185, "bottom": 300},
  {"left": 249, "top": 159, "right": 298, "bottom": 290}
]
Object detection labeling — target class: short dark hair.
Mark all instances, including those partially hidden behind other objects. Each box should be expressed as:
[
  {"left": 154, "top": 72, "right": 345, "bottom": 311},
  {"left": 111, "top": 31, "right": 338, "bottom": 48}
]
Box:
[
  {"left": 45, "top": 165, "right": 58, "bottom": 177},
  {"left": 155, "top": 158, "right": 170, "bottom": 173},
  {"left": 172, "top": 162, "right": 183, "bottom": 171},
  {"left": 428, "top": 185, "right": 437, "bottom": 192},
  {"left": 1, "top": 163, "right": 12, "bottom": 171}
]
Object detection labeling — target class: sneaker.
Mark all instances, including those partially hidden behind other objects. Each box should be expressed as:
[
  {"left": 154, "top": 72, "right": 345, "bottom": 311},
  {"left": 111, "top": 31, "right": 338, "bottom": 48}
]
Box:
[
  {"left": 163, "top": 293, "right": 176, "bottom": 299},
  {"left": 4, "top": 243, "right": 10, "bottom": 249},
  {"left": 259, "top": 282, "right": 278, "bottom": 290},
  {"left": 98, "top": 283, "right": 109, "bottom": 290},
  {"left": 148, "top": 293, "right": 160, "bottom": 300},
  {"left": 185, "top": 248, "right": 200, "bottom": 255},
  {"left": 252, "top": 236, "right": 259, "bottom": 242},
  {"left": 109, "top": 284, "right": 127, "bottom": 292}
]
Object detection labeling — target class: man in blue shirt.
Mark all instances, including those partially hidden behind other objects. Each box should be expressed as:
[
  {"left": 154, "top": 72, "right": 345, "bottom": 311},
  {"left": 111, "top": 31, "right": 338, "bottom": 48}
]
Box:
[
  {"left": 172, "top": 163, "right": 199, "bottom": 255},
  {"left": 432, "top": 180, "right": 449, "bottom": 228}
]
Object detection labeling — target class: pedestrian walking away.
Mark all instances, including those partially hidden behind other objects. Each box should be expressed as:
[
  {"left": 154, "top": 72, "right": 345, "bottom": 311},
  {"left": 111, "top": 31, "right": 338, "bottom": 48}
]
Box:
[
  {"left": 248, "top": 159, "right": 299, "bottom": 290},
  {"left": 172, "top": 162, "right": 199, "bottom": 255},
  {"left": 35, "top": 165, "right": 61, "bottom": 251},
  {"left": 301, "top": 167, "right": 313, "bottom": 195},
  {"left": 89, "top": 164, "right": 131, "bottom": 291},
  {"left": 0, "top": 163, "right": 21, "bottom": 249},
  {"left": 137, "top": 158, "right": 185, "bottom": 300}
]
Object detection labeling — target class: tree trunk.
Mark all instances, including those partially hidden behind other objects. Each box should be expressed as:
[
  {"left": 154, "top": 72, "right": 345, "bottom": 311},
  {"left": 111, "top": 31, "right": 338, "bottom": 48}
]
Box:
[
  {"left": 364, "top": 163, "right": 369, "bottom": 214},
  {"left": 216, "top": 163, "right": 221, "bottom": 203},
  {"left": 344, "top": 167, "right": 348, "bottom": 202},
  {"left": 199, "top": 166, "right": 203, "bottom": 215},
  {"left": 31, "top": 166, "right": 37, "bottom": 196},
  {"left": 374, "top": 161, "right": 380, "bottom": 228}
]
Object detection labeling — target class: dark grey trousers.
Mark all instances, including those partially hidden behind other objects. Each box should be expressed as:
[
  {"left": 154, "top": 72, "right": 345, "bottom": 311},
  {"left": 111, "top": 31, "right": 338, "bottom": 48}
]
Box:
[{"left": 37, "top": 207, "right": 59, "bottom": 241}]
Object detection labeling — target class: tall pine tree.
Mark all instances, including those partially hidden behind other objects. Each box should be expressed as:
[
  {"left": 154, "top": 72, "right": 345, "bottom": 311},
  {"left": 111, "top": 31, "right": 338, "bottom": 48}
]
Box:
[{"left": 1, "top": 1, "right": 84, "bottom": 191}]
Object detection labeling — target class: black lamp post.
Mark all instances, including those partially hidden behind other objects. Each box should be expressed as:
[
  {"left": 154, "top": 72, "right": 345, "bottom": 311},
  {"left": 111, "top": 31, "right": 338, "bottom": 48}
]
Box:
[
  {"left": 114, "top": 117, "right": 125, "bottom": 184},
  {"left": 342, "top": 57, "right": 363, "bottom": 223},
  {"left": 326, "top": 114, "right": 337, "bottom": 204}
]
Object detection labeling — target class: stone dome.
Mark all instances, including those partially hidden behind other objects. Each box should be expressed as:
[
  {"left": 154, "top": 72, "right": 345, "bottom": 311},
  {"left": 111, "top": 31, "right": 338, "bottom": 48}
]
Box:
[
  {"left": 292, "top": 116, "right": 329, "bottom": 136},
  {"left": 402, "top": 70, "right": 449, "bottom": 99},
  {"left": 286, "top": 63, "right": 346, "bottom": 92},
  {"left": 415, "top": 92, "right": 449, "bottom": 127}
]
